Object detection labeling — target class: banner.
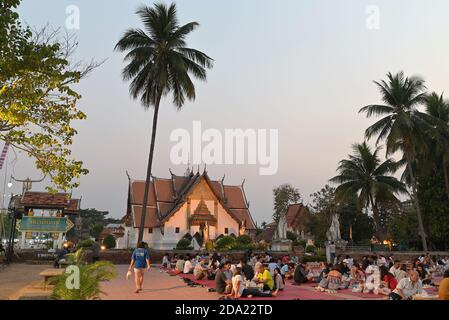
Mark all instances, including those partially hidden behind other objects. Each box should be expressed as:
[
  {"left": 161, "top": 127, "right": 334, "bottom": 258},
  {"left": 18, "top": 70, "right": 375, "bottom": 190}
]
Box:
[{"left": 16, "top": 216, "right": 74, "bottom": 233}]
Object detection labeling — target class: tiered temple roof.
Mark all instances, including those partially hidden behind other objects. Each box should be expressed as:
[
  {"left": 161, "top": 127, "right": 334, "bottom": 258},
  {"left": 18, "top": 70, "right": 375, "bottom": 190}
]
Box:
[{"left": 124, "top": 169, "right": 256, "bottom": 230}]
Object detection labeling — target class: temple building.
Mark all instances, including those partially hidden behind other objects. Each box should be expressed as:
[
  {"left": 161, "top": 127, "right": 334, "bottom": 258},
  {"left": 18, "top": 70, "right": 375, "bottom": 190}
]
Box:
[{"left": 122, "top": 169, "right": 256, "bottom": 250}]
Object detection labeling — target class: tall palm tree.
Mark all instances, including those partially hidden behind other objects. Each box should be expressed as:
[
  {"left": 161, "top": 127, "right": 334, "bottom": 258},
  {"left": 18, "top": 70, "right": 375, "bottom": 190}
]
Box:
[
  {"left": 115, "top": 3, "right": 213, "bottom": 244},
  {"left": 330, "top": 142, "right": 406, "bottom": 236},
  {"left": 424, "top": 92, "right": 449, "bottom": 201},
  {"left": 359, "top": 71, "right": 430, "bottom": 250}
]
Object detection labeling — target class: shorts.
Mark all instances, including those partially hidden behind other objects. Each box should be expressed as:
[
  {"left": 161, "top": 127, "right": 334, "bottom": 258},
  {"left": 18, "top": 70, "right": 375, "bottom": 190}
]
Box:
[{"left": 134, "top": 268, "right": 145, "bottom": 273}]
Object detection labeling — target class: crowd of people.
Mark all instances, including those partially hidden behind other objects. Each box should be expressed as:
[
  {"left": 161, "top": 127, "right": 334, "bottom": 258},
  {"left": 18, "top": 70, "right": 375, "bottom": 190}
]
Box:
[
  {"left": 163, "top": 250, "right": 449, "bottom": 300},
  {"left": 314, "top": 253, "right": 449, "bottom": 300}
]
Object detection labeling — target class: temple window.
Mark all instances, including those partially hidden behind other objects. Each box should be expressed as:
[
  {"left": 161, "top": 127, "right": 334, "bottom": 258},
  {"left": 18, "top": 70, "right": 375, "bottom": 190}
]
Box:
[
  {"left": 224, "top": 228, "right": 229, "bottom": 235},
  {"left": 148, "top": 228, "right": 153, "bottom": 234},
  {"left": 175, "top": 227, "right": 180, "bottom": 234}
]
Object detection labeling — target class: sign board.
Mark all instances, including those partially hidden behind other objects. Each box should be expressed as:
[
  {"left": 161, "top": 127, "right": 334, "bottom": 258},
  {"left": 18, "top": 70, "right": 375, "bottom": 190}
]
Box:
[{"left": 16, "top": 216, "right": 74, "bottom": 233}]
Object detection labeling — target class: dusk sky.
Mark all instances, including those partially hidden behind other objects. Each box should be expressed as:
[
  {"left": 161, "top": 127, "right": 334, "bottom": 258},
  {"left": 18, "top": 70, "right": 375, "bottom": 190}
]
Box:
[{"left": 4, "top": 0, "right": 449, "bottom": 224}]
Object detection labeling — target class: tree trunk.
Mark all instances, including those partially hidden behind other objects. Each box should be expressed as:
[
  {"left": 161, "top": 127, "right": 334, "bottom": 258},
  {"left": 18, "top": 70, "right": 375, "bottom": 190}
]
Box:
[
  {"left": 369, "top": 195, "right": 384, "bottom": 240},
  {"left": 442, "top": 161, "right": 449, "bottom": 202},
  {"left": 137, "top": 94, "right": 162, "bottom": 246},
  {"left": 406, "top": 159, "right": 428, "bottom": 251}
]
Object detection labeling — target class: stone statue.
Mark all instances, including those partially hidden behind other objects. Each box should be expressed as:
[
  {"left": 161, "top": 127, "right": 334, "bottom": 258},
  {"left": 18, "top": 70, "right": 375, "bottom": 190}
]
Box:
[
  {"left": 276, "top": 213, "right": 287, "bottom": 240},
  {"left": 326, "top": 213, "right": 341, "bottom": 241}
]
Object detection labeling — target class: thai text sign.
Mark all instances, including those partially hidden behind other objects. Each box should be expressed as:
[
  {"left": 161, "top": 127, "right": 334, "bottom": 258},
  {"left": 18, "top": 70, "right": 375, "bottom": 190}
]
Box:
[{"left": 16, "top": 216, "right": 74, "bottom": 233}]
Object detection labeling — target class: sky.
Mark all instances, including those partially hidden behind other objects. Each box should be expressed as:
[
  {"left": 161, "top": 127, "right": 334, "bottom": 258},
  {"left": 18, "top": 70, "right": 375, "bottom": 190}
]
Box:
[{"left": 3, "top": 0, "right": 449, "bottom": 224}]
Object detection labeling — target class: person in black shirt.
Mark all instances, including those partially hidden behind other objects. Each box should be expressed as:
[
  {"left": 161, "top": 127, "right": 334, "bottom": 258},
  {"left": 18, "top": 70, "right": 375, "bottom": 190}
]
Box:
[
  {"left": 240, "top": 259, "right": 254, "bottom": 280},
  {"left": 215, "top": 262, "right": 232, "bottom": 294}
]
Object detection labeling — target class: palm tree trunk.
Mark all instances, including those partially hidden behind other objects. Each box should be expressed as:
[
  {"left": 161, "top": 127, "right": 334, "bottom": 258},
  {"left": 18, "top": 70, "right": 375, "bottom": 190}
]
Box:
[
  {"left": 442, "top": 160, "right": 449, "bottom": 202},
  {"left": 406, "top": 159, "right": 428, "bottom": 251},
  {"left": 369, "top": 195, "right": 382, "bottom": 239},
  {"left": 137, "top": 94, "right": 162, "bottom": 245}
]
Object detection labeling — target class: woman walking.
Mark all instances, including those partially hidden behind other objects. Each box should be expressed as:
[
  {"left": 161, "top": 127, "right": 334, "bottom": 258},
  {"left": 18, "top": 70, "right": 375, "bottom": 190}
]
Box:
[{"left": 128, "top": 242, "right": 151, "bottom": 293}]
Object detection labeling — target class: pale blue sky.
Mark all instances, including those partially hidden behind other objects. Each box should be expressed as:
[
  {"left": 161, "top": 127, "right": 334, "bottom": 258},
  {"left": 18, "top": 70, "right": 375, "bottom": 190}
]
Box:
[{"left": 5, "top": 0, "right": 449, "bottom": 223}]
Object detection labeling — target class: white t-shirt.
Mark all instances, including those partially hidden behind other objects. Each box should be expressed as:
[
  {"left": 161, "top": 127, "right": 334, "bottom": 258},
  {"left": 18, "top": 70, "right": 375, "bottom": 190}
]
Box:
[
  {"left": 232, "top": 274, "right": 245, "bottom": 297},
  {"left": 393, "top": 278, "right": 423, "bottom": 299},
  {"left": 183, "top": 260, "right": 193, "bottom": 274},
  {"left": 389, "top": 266, "right": 401, "bottom": 278}
]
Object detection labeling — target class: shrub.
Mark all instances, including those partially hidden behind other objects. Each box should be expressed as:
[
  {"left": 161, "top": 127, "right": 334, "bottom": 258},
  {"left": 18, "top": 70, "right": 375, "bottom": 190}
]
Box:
[
  {"left": 176, "top": 238, "right": 192, "bottom": 250},
  {"left": 102, "top": 235, "right": 116, "bottom": 249},
  {"left": 257, "top": 240, "right": 269, "bottom": 250},
  {"left": 236, "top": 234, "right": 252, "bottom": 245},
  {"left": 286, "top": 231, "right": 298, "bottom": 242},
  {"left": 51, "top": 249, "right": 116, "bottom": 300},
  {"left": 215, "top": 236, "right": 236, "bottom": 250},
  {"left": 294, "top": 239, "right": 307, "bottom": 248},
  {"left": 305, "top": 244, "right": 317, "bottom": 254},
  {"left": 79, "top": 239, "right": 94, "bottom": 248}
]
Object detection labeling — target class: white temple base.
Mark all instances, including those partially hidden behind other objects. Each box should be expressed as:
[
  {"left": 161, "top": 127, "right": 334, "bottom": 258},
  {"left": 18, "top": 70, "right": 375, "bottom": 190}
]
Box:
[{"left": 271, "top": 239, "right": 293, "bottom": 252}]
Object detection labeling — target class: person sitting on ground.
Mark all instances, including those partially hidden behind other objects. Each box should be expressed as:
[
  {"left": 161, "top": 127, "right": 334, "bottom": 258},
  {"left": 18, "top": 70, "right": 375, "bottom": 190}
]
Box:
[
  {"left": 293, "top": 262, "right": 308, "bottom": 285},
  {"left": 377, "top": 255, "right": 387, "bottom": 267},
  {"left": 175, "top": 255, "right": 185, "bottom": 274},
  {"left": 416, "top": 264, "right": 432, "bottom": 285},
  {"left": 376, "top": 266, "right": 398, "bottom": 295},
  {"left": 161, "top": 253, "right": 170, "bottom": 269},
  {"left": 254, "top": 263, "right": 274, "bottom": 292},
  {"left": 284, "top": 263, "right": 295, "bottom": 280},
  {"left": 389, "top": 260, "right": 401, "bottom": 279},
  {"left": 240, "top": 259, "right": 254, "bottom": 281},
  {"left": 438, "top": 269, "right": 449, "bottom": 300},
  {"left": 230, "top": 267, "right": 277, "bottom": 299},
  {"left": 280, "top": 262, "right": 290, "bottom": 279},
  {"left": 273, "top": 267, "right": 285, "bottom": 291},
  {"left": 268, "top": 258, "right": 278, "bottom": 276},
  {"left": 193, "top": 258, "right": 209, "bottom": 280},
  {"left": 393, "top": 263, "right": 408, "bottom": 282},
  {"left": 317, "top": 262, "right": 331, "bottom": 283},
  {"left": 389, "top": 270, "right": 422, "bottom": 300},
  {"left": 215, "top": 261, "right": 232, "bottom": 294},
  {"left": 349, "top": 264, "right": 365, "bottom": 289},
  {"left": 264, "top": 252, "right": 272, "bottom": 263},
  {"left": 317, "top": 265, "right": 342, "bottom": 293}
]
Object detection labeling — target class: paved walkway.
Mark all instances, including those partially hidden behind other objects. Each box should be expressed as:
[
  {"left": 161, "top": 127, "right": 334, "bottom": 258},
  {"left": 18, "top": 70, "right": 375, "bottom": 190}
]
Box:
[
  {"left": 0, "top": 263, "right": 50, "bottom": 300},
  {"left": 101, "top": 265, "right": 216, "bottom": 300}
]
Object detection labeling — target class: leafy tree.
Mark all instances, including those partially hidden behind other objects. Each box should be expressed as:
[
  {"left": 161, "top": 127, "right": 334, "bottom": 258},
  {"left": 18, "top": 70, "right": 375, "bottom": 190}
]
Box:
[
  {"left": 308, "top": 185, "right": 375, "bottom": 245},
  {"left": 0, "top": 1, "right": 98, "bottom": 190},
  {"left": 102, "top": 234, "right": 116, "bottom": 249},
  {"left": 359, "top": 71, "right": 431, "bottom": 250},
  {"left": 417, "top": 167, "right": 449, "bottom": 250},
  {"left": 115, "top": 2, "right": 213, "bottom": 245},
  {"left": 330, "top": 142, "right": 406, "bottom": 235},
  {"left": 91, "top": 224, "right": 104, "bottom": 240},
  {"left": 423, "top": 92, "right": 449, "bottom": 201},
  {"left": 272, "top": 184, "right": 301, "bottom": 223}
]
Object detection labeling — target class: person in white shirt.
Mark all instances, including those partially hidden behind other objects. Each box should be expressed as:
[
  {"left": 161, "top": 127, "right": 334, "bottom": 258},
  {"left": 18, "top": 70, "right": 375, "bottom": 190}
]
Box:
[
  {"left": 389, "top": 271, "right": 422, "bottom": 300},
  {"left": 395, "top": 264, "right": 409, "bottom": 282},
  {"left": 377, "top": 255, "right": 387, "bottom": 267},
  {"left": 389, "top": 261, "right": 401, "bottom": 279},
  {"left": 183, "top": 257, "right": 193, "bottom": 274},
  {"left": 230, "top": 267, "right": 276, "bottom": 298}
]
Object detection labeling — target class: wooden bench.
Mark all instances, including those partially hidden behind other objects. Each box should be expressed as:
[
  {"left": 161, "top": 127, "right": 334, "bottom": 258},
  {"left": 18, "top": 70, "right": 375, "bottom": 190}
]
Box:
[{"left": 39, "top": 268, "right": 65, "bottom": 289}]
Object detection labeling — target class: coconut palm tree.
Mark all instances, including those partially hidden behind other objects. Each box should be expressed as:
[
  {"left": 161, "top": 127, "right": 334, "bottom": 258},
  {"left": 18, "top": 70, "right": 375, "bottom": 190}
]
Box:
[
  {"left": 330, "top": 142, "right": 406, "bottom": 237},
  {"left": 359, "top": 71, "right": 430, "bottom": 250},
  {"left": 424, "top": 92, "right": 449, "bottom": 201},
  {"left": 115, "top": 3, "right": 213, "bottom": 244}
]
